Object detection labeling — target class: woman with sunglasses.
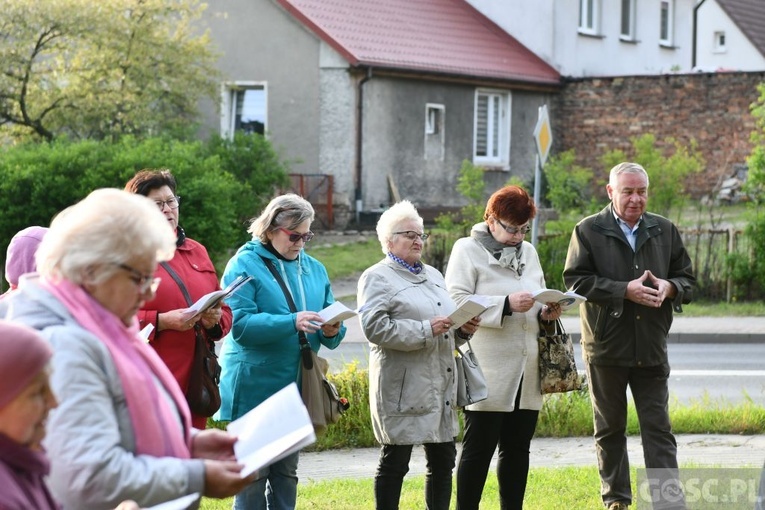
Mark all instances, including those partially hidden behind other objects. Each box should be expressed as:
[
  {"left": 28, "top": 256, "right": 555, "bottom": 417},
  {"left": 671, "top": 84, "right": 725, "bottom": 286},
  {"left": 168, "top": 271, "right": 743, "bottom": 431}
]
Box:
[
  {"left": 445, "top": 185, "right": 561, "bottom": 510},
  {"left": 216, "top": 193, "right": 346, "bottom": 510},
  {"left": 357, "top": 200, "right": 480, "bottom": 510},
  {"left": 125, "top": 169, "right": 233, "bottom": 429}
]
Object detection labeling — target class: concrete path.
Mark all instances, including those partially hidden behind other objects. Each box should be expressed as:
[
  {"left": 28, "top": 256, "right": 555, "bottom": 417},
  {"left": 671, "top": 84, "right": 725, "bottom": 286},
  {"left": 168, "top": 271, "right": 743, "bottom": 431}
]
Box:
[{"left": 299, "top": 434, "right": 765, "bottom": 483}]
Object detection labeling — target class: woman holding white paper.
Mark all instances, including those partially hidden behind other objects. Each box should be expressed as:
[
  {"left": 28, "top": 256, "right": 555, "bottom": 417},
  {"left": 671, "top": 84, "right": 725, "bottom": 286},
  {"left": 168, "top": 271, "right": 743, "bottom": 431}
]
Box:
[
  {"left": 357, "top": 200, "right": 479, "bottom": 510},
  {"left": 1, "top": 189, "right": 252, "bottom": 508},
  {"left": 216, "top": 193, "right": 346, "bottom": 510},
  {"left": 445, "top": 185, "right": 561, "bottom": 510},
  {"left": 125, "top": 169, "right": 232, "bottom": 429}
]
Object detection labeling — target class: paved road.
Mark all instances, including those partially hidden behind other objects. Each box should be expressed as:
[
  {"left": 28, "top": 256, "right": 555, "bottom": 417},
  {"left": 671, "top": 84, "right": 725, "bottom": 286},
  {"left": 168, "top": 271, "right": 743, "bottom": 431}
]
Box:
[{"left": 321, "top": 296, "right": 765, "bottom": 405}]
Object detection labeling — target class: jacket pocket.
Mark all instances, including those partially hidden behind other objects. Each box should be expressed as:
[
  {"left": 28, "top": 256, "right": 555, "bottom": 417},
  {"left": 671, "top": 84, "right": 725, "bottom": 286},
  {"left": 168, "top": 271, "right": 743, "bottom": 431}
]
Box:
[{"left": 379, "top": 366, "right": 436, "bottom": 417}]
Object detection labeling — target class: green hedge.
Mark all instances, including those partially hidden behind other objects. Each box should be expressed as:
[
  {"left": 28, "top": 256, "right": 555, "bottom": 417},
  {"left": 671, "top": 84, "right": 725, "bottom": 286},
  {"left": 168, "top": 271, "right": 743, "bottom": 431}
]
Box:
[{"left": 0, "top": 134, "right": 290, "bottom": 287}]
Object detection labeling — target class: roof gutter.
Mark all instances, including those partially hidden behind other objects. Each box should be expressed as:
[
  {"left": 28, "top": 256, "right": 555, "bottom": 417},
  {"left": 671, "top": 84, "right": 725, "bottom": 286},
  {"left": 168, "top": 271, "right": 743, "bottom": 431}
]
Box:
[
  {"left": 355, "top": 67, "right": 372, "bottom": 224},
  {"left": 692, "top": 0, "right": 708, "bottom": 69}
]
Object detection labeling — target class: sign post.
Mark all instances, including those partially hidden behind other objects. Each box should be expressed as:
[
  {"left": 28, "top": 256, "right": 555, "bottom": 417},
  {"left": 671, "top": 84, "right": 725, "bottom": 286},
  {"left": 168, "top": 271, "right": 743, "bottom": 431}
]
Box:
[{"left": 531, "top": 105, "right": 552, "bottom": 246}]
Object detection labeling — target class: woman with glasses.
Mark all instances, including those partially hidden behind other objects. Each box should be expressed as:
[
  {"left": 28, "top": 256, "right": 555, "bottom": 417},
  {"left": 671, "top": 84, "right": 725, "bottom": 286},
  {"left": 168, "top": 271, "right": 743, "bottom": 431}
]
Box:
[
  {"left": 216, "top": 193, "right": 346, "bottom": 510},
  {"left": 125, "top": 169, "right": 232, "bottom": 429},
  {"left": 445, "top": 185, "right": 561, "bottom": 510},
  {"left": 357, "top": 200, "right": 480, "bottom": 510},
  {"left": 0, "top": 189, "right": 252, "bottom": 508}
]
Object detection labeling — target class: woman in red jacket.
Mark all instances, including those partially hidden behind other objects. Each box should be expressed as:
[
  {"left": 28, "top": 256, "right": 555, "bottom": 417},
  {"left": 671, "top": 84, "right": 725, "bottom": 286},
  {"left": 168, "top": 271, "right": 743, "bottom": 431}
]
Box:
[{"left": 125, "top": 169, "right": 232, "bottom": 429}]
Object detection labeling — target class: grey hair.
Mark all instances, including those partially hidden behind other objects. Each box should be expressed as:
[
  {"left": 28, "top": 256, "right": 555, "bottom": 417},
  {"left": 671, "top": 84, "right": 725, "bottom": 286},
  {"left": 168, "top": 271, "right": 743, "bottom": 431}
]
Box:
[
  {"left": 609, "top": 162, "right": 650, "bottom": 188},
  {"left": 375, "top": 200, "right": 424, "bottom": 255},
  {"left": 247, "top": 193, "right": 315, "bottom": 243},
  {"left": 35, "top": 189, "right": 176, "bottom": 284}
]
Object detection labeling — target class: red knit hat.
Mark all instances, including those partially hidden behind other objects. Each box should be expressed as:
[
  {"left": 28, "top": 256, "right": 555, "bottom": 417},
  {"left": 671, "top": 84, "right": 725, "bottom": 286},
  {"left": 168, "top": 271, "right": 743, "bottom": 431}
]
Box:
[{"left": 0, "top": 320, "right": 52, "bottom": 409}]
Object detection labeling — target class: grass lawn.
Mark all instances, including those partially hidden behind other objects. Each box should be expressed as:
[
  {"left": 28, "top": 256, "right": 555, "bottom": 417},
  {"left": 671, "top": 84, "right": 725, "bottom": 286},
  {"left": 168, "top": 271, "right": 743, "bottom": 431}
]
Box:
[{"left": 200, "top": 465, "right": 606, "bottom": 509}]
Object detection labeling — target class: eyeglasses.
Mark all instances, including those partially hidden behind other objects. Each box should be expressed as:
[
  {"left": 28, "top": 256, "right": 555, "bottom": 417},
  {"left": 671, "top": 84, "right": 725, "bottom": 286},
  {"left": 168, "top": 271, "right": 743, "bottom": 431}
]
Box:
[
  {"left": 115, "top": 263, "right": 161, "bottom": 294},
  {"left": 277, "top": 227, "right": 315, "bottom": 243},
  {"left": 494, "top": 218, "right": 531, "bottom": 236},
  {"left": 155, "top": 196, "right": 181, "bottom": 210},
  {"left": 393, "top": 231, "right": 430, "bottom": 241}
]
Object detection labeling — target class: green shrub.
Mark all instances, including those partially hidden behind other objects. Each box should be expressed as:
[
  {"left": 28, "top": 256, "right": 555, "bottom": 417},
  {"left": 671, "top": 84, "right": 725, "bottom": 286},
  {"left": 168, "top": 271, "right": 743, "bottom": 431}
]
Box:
[{"left": 0, "top": 134, "right": 289, "bottom": 283}]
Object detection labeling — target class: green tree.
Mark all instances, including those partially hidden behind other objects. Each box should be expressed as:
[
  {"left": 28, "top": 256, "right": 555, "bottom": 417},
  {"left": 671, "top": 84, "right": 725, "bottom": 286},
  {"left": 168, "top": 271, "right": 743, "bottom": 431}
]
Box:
[
  {"left": 0, "top": 0, "right": 219, "bottom": 142},
  {"left": 542, "top": 149, "right": 595, "bottom": 215},
  {"left": 602, "top": 133, "right": 704, "bottom": 219}
]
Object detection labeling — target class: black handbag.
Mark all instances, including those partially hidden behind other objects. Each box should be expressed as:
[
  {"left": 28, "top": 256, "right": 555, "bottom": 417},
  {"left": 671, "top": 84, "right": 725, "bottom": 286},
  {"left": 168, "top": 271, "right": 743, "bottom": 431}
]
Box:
[
  {"left": 537, "top": 318, "right": 581, "bottom": 394},
  {"left": 160, "top": 262, "right": 222, "bottom": 417}
]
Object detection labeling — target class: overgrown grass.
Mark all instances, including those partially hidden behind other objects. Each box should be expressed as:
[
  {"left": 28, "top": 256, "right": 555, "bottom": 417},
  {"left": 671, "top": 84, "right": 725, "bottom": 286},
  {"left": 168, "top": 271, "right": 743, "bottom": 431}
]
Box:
[
  {"left": 682, "top": 300, "right": 765, "bottom": 317},
  {"left": 304, "top": 239, "right": 381, "bottom": 280}
]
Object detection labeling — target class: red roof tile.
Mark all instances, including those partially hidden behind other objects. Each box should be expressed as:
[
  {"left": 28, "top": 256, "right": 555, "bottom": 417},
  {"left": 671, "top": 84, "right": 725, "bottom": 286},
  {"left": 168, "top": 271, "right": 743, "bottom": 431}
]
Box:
[{"left": 276, "top": 0, "right": 560, "bottom": 85}]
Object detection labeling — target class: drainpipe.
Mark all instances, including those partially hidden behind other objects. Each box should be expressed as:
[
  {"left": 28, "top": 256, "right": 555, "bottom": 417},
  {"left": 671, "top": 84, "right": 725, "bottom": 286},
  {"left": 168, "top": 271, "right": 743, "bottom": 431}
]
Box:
[
  {"left": 692, "top": 0, "right": 707, "bottom": 70},
  {"left": 355, "top": 67, "right": 372, "bottom": 225}
]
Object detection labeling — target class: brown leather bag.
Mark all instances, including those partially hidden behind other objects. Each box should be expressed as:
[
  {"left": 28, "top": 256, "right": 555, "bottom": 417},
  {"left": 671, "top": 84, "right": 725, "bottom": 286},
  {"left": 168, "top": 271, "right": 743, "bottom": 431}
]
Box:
[
  {"left": 186, "top": 325, "right": 222, "bottom": 416},
  {"left": 160, "top": 262, "right": 222, "bottom": 416}
]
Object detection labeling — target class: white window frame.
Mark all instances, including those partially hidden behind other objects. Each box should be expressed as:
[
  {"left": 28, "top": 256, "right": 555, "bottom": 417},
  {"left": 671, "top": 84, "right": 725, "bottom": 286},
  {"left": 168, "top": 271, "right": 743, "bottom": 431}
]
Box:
[
  {"left": 473, "top": 89, "right": 511, "bottom": 169},
  {"left": 578, "top": 0, "right": 601, "bottom": 36},
  {"left": 425, "top": 103, "right": 444, "bottom": 135},
  {"left": 220, "top": 81, "right": 268, "bottom": 139},
  {"left": 659, "top": 0, "right": 675, "bottom": 47},
  {"left": 714, "top": 31, "right": 727, "bottom": 53},
  {"left": 620, "top": 0, "right": 637, "bottom": 41}
]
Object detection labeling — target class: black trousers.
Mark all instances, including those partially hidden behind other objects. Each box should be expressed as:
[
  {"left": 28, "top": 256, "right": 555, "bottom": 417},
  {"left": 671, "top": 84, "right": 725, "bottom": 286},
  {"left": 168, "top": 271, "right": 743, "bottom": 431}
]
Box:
[
  {"left": 374, "top": 441, "right": 456, "bottom": 510},
  {"left": 456, "top": 400, "right": 539, "bottom": 510}
]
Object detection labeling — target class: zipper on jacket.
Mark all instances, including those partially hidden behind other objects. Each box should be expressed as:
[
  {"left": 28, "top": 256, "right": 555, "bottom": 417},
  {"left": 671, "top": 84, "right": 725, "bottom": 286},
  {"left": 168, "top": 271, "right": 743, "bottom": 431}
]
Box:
[{"left": 397, "top": 369, "right": 407, "bottom": 413}]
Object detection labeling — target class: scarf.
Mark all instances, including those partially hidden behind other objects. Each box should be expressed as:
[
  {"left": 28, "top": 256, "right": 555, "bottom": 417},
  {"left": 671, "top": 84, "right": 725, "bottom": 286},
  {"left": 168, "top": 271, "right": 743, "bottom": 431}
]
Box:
[
  {"left": 471, "top": 224, "right": 525, "bottom": 276},
  {"left": 387, "top": 252, "right": 423, "bottom": 274},
  {"left": 39, "top": 278, "right": 191, "bottom": 459}
]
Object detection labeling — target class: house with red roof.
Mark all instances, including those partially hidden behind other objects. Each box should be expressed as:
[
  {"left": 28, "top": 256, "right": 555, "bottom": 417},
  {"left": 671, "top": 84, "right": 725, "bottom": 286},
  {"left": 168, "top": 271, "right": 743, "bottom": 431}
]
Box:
[{"left": 199, "top": 0, "right": 560, "bottom": 227}]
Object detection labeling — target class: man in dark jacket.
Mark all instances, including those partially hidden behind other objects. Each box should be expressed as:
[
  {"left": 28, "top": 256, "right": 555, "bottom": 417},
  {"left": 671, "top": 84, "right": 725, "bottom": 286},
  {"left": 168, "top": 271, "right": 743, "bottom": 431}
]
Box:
[{"left": 563, "top": 162, "right": 695, "bottom": 510}]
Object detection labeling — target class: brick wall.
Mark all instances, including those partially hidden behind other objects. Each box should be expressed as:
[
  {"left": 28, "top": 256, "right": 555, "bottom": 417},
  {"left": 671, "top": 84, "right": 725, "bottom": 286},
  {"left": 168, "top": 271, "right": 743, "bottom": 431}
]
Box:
[{"left": 552, "top": 72, "right": 765, "bottom": 197}]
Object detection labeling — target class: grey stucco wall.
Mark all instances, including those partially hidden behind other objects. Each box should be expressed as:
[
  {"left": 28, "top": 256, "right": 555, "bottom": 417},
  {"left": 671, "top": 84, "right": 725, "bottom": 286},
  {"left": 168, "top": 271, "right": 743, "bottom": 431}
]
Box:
[
  {"left": 198, "top": 0, "right": 322, "bottom": 175},
  {"left": 361, "top": 76, "right": 555, "bottom": 215}
]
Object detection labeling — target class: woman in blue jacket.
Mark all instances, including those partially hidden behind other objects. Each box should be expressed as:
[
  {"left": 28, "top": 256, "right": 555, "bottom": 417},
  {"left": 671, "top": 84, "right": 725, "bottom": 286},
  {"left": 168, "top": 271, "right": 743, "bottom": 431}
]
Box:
[{"left": 216, "top": 193, "right": 346, "bottom": 510}]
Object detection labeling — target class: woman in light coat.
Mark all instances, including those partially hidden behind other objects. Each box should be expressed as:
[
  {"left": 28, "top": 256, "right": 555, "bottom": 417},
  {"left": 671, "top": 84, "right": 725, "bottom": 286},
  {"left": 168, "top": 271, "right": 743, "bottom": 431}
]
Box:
[
  {"left": 1, "top": 189, "right": 252, "bottom": 509},
  {"left": 357, "top": 200, "right": 479, "bottom": 510},
  {"left": 445, "top": 185, "right": 561, "bottom": 510}
]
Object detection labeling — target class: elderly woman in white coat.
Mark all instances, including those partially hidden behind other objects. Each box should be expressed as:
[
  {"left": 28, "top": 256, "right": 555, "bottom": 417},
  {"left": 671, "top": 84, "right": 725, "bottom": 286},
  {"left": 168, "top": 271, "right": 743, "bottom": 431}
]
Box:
[
  {"left": 445, "top": 185, "right": 561, "bottom": 510},
  {"left": 357, "top": 200, "right": 479, "bottom": 510}
]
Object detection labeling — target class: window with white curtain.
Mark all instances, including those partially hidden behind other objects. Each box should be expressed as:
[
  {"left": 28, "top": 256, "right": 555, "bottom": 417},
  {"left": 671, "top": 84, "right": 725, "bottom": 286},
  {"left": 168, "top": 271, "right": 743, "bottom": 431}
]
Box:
[{"left": 473, "top": 90, "right": 511, "bottom": 168}]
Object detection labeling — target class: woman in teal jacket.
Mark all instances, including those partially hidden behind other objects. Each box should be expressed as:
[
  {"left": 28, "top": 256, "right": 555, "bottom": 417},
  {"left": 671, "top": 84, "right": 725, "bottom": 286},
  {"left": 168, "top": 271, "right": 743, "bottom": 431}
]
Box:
[{"left": 216, "top": 193, "right": 345, "bottom": 510}]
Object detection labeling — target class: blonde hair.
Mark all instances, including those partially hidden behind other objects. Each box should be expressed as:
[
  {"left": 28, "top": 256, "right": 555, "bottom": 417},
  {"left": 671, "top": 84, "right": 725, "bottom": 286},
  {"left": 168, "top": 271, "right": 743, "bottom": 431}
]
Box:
[
  {"left": 36, "top": 188, "right": 176, "bottom": 284},
  {"left": 375, "top": 200, "right": 424, "bottom": 255},
  {"left": 247, "top": 194, "right": 315, "bottom": 243}
]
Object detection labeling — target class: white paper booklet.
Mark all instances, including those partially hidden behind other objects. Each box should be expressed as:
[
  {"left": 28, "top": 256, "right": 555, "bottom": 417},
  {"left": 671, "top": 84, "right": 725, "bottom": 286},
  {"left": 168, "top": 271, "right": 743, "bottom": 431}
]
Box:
[
  {"left": 227, "top": 383, "right": 316, "bottom": 478},
  {"left": 139, "top": 323, "right": 154, "bottom": 343},
  {"left": 532, "top": 289, "right": 587, "bottom": 310},
  {"left": 318, "top": 301, "right": 368, "bottom": 325},
  {"left": 184, "top": 274, "right": 253, "bottom": 319},
  {"left": 145, "top": 493, "right": 200, "bottom": 510},
  {"left": 448, "top": 295, "right": 496, "bottom": 330}
]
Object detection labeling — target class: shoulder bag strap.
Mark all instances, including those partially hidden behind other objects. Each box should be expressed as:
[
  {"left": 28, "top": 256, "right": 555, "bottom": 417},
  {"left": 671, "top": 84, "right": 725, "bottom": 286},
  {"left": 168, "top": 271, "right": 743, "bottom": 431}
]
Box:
[
  {"left": 160, "top": 262, "right": 193, "bottom": 306},
  {"left": 159, "top": 261, "right": 207, "bottom": 341},
  {"left": 259, "top": 256, "right": 314, "bottom": 370}
]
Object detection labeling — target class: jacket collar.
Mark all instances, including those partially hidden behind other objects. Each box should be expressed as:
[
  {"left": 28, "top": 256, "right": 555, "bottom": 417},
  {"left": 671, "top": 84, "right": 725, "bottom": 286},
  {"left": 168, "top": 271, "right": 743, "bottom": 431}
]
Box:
[{"left": 592, "top": 205, "right": 662, "bottom": 252}]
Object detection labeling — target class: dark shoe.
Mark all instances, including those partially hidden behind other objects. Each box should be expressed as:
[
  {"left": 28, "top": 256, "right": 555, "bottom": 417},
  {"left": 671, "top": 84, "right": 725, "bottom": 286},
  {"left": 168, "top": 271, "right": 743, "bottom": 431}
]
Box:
[{"left": 607, "top": 503, "right": 629, "bottom": 510}]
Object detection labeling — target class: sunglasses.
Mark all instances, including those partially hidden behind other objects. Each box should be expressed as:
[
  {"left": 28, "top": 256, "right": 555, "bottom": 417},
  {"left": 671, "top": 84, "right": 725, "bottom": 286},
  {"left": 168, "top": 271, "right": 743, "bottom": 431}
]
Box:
[{"left": 277, "top": 227, "right": 315, "bottom": 243}]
